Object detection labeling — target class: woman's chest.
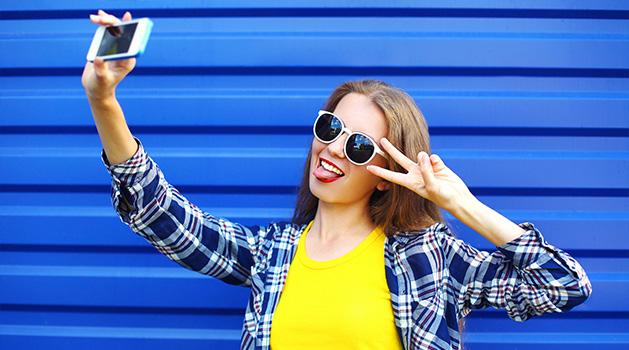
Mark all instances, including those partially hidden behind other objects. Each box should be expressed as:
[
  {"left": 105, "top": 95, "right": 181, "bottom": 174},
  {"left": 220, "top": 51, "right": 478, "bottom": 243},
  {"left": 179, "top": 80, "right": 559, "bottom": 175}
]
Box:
[{"left": 269, "top": 244, "right": 401, "bottom": 349}]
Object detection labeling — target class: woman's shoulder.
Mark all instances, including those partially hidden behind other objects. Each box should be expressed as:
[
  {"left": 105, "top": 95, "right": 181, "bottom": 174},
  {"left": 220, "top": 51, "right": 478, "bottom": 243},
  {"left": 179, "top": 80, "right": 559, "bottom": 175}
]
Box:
[
  {"left": 389, "top": 221, "right": 455, "bottom": 247},
  {"left": 258, "top": 221, "right": 308, "bottom": 242}
]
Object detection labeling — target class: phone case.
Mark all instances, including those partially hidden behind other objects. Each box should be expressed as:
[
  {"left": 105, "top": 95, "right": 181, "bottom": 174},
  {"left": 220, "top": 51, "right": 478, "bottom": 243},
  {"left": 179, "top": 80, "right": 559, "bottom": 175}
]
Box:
[
  {"left": 135, "top": 19, "right": 153, "bottom": 57},
  {"left": 105, "top": 18, "right": 153, "bottom": 61},
  {"left": 87, "top": 18, "right": 154, "bottom": 62}
]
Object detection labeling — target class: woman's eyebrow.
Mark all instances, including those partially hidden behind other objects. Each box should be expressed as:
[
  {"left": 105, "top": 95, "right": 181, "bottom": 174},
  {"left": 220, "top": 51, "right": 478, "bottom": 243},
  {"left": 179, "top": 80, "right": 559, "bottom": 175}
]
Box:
[{"left": 333, "top": 113, "right": 355, "bottom": 131}]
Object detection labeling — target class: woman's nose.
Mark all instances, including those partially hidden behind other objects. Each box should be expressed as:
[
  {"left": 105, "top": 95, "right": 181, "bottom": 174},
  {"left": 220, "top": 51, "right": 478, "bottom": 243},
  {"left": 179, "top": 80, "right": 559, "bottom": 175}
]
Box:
[{"left": 328, "top": 134, "right": 346, "bottom": 159}]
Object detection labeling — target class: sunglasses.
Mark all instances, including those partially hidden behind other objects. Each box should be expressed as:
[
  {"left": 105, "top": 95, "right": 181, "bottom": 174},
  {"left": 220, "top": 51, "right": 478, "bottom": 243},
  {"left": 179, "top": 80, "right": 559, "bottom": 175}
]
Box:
[{"left": 313, "top": 110, "right": 388, "bottom": 165}]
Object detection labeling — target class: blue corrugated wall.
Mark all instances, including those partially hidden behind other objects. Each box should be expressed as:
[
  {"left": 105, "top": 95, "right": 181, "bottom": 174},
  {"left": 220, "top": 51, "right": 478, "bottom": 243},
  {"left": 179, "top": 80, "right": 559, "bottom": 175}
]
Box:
[{"left": 1, "top": 1, "right": 628, "bottom": 349}]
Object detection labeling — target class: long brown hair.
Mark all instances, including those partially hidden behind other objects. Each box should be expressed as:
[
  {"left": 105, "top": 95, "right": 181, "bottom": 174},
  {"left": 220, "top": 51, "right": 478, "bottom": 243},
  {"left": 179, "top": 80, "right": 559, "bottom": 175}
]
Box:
[
  {"left": 291, "top": 78, "right": 465, "bottom": 342},
  {"left": 291, "top": 79, "right": 446, "bottom": 236}
]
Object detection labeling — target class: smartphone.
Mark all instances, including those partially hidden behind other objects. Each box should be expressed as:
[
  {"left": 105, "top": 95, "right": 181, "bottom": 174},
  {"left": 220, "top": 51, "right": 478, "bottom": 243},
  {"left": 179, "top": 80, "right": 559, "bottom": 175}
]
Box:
[{"left": 86, "top": 18, "right": 153, "bottom": 61}]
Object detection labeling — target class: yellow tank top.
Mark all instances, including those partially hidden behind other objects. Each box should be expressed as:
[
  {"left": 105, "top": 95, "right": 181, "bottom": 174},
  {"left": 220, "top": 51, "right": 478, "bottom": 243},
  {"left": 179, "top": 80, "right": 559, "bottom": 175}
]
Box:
[{"left": 270, "top": 220, "right": 403, "bottom": 349}]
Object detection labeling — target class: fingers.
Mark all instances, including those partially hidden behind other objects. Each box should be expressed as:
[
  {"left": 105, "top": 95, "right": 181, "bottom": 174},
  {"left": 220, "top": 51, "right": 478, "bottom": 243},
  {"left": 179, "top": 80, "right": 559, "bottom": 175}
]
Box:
[
  {"left": 98, "top": 9, "right": 121, "bottom": 24},
  {"left": 418, "top": 151, "right": 436, "bottom": 185},
  {"left": 429, "top": 153, "right": 447, "bottom": 171},
  {"left": 92, "top": 57, "right": 107, "bottom": 78},
  {"left": 112, "top": 56, "right": 136, "bottom": 71},
  {"left": 89, "top": 9, "right": 122, "bottom": 26},
  {"left": 366, "top": 165, "right": 409, "bottom": 187},
  {"left": 379, "top": 138, "right": 416, "bottom": 172}
]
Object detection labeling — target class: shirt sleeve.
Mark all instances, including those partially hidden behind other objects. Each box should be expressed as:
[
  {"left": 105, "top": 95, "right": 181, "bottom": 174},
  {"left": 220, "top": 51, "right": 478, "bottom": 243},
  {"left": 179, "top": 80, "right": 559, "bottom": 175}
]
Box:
[
  {"left": 100, "top": 136, "right": 270, "bottom": 287},
  {"left": 441, "top": 222, "right": 592, "bottom": 321}
]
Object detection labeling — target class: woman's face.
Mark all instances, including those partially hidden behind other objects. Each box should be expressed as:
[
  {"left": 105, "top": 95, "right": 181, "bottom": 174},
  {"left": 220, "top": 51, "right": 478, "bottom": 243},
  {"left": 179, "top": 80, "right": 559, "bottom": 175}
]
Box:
[{"left": 309, "top": 93, "right": 389, "bottom": 205}]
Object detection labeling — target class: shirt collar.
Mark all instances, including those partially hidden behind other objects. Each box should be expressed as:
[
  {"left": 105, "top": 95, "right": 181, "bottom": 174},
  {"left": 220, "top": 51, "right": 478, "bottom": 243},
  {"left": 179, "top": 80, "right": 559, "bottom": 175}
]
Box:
[{"left": 277, "top": 221, "right": 443, "bottom": 247}]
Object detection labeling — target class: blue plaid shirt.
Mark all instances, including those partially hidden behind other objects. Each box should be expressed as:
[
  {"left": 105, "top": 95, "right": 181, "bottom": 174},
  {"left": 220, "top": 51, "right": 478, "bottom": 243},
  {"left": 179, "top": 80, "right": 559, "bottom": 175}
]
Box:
[{"left": 101, "top": 137, "right": 592, "bottom": 350}]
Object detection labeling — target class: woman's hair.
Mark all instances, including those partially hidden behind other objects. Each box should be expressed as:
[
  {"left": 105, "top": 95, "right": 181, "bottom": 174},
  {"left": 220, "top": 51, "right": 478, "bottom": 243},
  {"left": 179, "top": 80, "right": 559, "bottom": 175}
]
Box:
[
  {"left": 290, "top": 78, "right": 465, "bottom": 339},
  {"left": 291, "top": 79, "right": 447, "bottom": 236}
]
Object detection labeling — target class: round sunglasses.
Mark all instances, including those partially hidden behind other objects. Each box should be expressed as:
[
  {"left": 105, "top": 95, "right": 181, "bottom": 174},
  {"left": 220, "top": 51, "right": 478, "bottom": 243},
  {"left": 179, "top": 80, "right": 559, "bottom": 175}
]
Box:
[{"left": 313, "top": 110, "right": 388, "bottom": 165}]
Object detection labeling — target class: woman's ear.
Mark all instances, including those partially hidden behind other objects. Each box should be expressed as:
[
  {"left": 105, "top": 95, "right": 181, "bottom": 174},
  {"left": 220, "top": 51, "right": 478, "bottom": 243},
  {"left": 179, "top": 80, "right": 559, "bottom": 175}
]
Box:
[{"left": 376, "top": 180, "right": 391, "bottom": 191}]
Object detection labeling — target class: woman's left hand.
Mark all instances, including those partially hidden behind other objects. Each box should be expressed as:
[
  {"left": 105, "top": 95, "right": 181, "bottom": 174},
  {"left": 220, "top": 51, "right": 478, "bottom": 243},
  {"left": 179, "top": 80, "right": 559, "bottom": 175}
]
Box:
[{"left": 366, "top": 138, "right": 476, "bottom": 213}]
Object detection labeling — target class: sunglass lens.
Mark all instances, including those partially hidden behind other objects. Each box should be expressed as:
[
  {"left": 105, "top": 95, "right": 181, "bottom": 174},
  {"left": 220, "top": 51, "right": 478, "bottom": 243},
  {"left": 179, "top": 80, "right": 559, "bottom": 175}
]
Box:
[
  {"left": 315, "top": 113, "right": 342, "bottom": 142},
  {"left": 346, "top": 134, "right": 375, "bottom": 164}
]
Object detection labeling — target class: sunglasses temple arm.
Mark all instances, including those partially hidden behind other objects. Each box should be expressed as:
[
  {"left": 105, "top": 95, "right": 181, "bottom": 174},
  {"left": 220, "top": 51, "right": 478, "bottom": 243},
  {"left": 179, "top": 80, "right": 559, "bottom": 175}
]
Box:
[{"left": 373, "top": 143, "right": 388, "bottom": 159}]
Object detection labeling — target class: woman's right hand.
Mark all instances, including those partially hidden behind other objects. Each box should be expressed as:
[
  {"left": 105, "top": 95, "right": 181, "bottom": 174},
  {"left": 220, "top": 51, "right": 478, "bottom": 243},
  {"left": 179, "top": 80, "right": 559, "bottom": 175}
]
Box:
[{"left": 82, "top": 10, "right": 137, "bottom": 100}]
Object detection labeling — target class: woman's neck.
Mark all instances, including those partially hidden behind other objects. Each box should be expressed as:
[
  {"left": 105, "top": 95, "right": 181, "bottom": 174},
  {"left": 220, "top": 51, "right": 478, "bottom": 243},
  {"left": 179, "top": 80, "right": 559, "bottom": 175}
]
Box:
[{"left": 310, "top": 199, "right": 375, "bottom": 243}]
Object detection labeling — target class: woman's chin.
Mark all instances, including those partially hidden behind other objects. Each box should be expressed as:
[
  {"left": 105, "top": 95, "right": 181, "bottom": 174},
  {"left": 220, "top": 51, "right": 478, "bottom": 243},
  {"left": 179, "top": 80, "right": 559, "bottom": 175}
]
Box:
[
  {"left": 309, "top": 178, "right": 335, "bottom": 199},
  {"left": 309, "top": 177, "right": 351, "bottom": 204}
]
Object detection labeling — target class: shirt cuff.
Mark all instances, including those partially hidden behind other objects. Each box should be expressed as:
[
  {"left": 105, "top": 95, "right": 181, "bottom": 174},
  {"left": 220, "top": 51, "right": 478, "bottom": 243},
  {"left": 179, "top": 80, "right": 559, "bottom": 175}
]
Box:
[{"left": 100, "top": 136, "right": 148, "bottom": 187}]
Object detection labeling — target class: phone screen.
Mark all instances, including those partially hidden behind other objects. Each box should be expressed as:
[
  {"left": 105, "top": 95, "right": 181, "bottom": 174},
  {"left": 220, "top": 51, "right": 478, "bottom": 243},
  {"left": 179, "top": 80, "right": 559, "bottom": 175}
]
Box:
[{"left": 97, "top": 23, "right": 138, "bottom": 56}]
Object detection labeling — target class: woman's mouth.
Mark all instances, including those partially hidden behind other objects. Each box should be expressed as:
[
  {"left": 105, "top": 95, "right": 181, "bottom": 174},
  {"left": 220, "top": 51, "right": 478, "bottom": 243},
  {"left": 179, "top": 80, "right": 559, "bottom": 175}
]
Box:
[{"left": 313, "top": 157, "right": 345, "bottom": 183}]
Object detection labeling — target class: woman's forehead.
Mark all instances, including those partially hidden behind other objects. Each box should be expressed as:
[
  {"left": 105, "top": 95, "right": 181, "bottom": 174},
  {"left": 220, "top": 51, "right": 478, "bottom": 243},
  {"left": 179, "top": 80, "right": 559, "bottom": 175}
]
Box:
[{"left": 332, "top": 94, "right": 387, "bottom": 135}]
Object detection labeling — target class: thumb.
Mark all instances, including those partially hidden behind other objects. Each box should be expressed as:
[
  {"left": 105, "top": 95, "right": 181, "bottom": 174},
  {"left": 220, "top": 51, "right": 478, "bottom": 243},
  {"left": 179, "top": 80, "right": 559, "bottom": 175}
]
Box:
[
  {"left": 429, "top": 153, "right": 447, "bottom": 171},
  {"left": 92, "top": 57, "right": 108, "bottom": 78}
]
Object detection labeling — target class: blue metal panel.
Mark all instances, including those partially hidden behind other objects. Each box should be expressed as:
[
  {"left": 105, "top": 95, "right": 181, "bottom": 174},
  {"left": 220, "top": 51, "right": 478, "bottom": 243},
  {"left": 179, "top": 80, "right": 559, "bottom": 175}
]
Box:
[{"left": 0, "top": 1, "right": 627, "bottom": 349}]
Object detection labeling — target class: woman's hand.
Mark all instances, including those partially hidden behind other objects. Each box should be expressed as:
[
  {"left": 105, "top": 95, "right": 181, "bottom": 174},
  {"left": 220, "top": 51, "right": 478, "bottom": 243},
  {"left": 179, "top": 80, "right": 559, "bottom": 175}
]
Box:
[
  {"left": 81, "top": 10, "right": 136, "bottom": 100},
  {"left": 366, "top": 138, "right": 476, "bottom": 214}
]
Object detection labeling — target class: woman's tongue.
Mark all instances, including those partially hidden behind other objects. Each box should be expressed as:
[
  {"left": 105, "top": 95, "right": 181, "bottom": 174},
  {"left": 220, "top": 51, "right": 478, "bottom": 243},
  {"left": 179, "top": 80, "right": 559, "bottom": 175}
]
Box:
[{"left": 314, "top": 163, "right": 343, "bottom": 180}]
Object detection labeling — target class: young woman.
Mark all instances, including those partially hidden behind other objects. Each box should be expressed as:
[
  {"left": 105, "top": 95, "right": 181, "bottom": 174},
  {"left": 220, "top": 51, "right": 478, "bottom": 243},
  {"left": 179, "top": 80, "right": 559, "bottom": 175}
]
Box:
[{"left": 84, "top": 10, "right": 592, "bottom": 350}]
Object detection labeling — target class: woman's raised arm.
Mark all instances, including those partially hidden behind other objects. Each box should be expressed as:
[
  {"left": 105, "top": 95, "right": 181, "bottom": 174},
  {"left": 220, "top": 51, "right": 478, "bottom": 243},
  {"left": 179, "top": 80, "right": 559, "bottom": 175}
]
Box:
[
  {"left": 100, "top": 136, "right": 272, "bottom": 287},
  {"left": 82, "top": 10, "right": 138, "bottom": 166},
  {"left": 84, "top": 10, "right": 274, "bottom": 287}
]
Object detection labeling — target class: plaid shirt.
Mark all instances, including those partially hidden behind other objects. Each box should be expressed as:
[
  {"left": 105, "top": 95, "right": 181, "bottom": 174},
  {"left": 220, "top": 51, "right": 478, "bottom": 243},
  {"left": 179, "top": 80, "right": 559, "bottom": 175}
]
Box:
[{"left": 101, "top": 137, "right": 592, "bottom": 350}]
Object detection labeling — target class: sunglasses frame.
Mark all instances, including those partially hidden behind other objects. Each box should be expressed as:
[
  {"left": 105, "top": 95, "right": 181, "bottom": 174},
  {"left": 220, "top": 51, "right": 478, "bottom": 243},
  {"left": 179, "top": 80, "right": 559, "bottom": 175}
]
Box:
[{"left": 313, "top": 110, "right": 388, "bottom": 166}]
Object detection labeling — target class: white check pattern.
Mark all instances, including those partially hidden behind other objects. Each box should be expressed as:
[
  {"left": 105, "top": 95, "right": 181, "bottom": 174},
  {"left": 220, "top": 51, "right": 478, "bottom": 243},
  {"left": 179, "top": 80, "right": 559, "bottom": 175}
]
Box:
[{"left": 101, "top": 137, "right": 592, "bottom": 350}]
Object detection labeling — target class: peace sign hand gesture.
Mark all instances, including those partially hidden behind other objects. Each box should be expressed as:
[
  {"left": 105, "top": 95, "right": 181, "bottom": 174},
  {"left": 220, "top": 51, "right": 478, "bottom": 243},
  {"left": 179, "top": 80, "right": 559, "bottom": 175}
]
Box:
[{"left": 366, "top": 138, "right": 475, "bottom": 214}]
